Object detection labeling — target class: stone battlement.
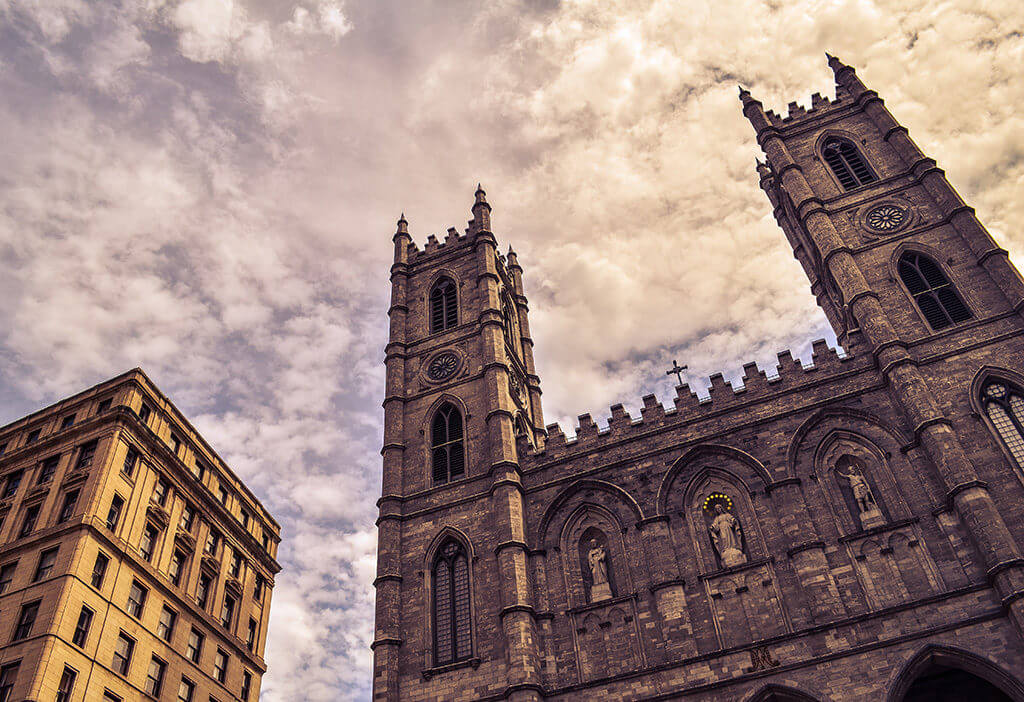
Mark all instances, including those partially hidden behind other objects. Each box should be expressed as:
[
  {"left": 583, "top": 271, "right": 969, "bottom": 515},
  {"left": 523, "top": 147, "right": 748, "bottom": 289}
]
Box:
[
  {"left": 520, "top": 337, "right": 867, "bottom": 461},
  {"left": 763, "top": 83, "right": 852, "bottom": 129}
]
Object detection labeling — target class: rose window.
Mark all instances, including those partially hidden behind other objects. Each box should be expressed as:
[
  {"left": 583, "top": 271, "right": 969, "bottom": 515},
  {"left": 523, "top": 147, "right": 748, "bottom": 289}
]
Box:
[
  {"left": 427, "top": 352, "right": 459, "bottom": 381},
  {"left": 865, "top": 204, "right": 907, "bottom": 232}
]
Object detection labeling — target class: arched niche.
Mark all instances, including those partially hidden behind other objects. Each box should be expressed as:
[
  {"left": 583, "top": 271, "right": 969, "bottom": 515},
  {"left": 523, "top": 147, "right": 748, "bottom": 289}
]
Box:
[
  {"left": 559, "top": 504, "right": 631, "bottom": 608},
  {"left": 815, "top": 432, "right": 902, "bottom": 535},
  {"left": 681, "top": 467, "right": 766, "bottom": 574},
  {"left": 657, "top": 444, "right": 771, "bottom": 517},
  {"left": 887, "top": 644, "right": 1024, "bottom": 702}
]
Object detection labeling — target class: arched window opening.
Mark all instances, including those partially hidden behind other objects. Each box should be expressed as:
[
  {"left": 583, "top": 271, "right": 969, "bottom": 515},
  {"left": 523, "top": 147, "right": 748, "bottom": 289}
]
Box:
[
  {"left": 431, "top": 403, "right": 465, "bottom": 484},
  {"left": 432, "top": 540, "right": 471, "bottom": 666},
  {"left": 983, "top": 381, "right": 1024, "bottom": 469},
  {"left": 429, "top": 278, "right": 457, "bottom": 333},
  {"left": 897, "top": 253, "right": 972, "bottom": 330},
  {"left": 822, "top": 137, "right": 876, "bottom": 190},
  {"left": 902, "top": 665, "right": 1012, "bottom": 702},
  {"left": 502, "top": 296, "right": 519, "bottom": 353}
]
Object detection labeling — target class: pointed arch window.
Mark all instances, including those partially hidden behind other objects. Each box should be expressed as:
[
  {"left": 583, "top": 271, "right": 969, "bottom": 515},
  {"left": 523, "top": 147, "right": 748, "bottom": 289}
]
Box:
[
  {"left": 822, "top": 137, "right": 876, "bottom": 190},
  {"left": 431, "top": 403, "right": 465, "bottom": 484},
  {"left": 983, "top": 381, "right": 1024, "bottom": 469},
  {"left": 429, "top": 279, "right": 458, "bottom": 333},
  {"left": 432, "top": 540, "right": 471, "bottom": 665},
  {"left": 501, "top": 295, "right": 519, "bottom": 353},
  {"left": 898, "top": 252, "right": 972, "bottom": 330}
]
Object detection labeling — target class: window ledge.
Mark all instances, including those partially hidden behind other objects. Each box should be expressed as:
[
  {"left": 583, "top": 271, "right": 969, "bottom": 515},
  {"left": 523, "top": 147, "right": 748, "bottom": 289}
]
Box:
[{"left": 422, "top": 657, "right": 480, "bottom": 680}]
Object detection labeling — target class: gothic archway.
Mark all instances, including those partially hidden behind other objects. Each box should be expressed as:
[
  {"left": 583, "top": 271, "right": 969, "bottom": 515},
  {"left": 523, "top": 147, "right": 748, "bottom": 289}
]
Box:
[
  {"left": 887, "top": 645, "right": 1024, "bottom": 702},
  {"left": 745, "top": 683, "right": 821, "bottom": 702}
]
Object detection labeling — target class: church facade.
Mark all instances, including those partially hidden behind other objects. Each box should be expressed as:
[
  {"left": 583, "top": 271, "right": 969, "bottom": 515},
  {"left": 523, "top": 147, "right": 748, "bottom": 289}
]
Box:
[{"left": 371, "top": 57, "right": 1024, "bottom": 701}]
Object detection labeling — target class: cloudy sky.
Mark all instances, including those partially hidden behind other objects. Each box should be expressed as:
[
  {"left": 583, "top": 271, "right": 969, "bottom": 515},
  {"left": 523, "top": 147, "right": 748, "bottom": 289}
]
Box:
[{"left": 1, "top": 0, "right": 1023, "bottom": 699}]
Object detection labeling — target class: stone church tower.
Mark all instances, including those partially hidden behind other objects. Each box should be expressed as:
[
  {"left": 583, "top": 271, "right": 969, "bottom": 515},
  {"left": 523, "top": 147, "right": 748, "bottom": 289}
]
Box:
[{"left": 372, "top": 57, "right": 1024, "bottom": 701}]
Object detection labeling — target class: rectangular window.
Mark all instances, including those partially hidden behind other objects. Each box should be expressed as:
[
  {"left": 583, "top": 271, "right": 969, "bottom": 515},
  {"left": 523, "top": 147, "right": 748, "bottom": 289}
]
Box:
[
  {"left": 60, "top": 414, "right": 75, "bottom": 430},
  {"left": 158, "top": 606, "right": 177, "bottom": 642},
  {"left": 25, "top": 428, "right": 40, "bottom": 444},
  {"left": 0, "top": 562, "right": 16, "bottom": 594},
  {"left": 57, "top": 489, "right": 79, "bottom": 523},
  {"left": 262, "top": 532, "right": 270, "bottom": 552},
  {"left": 217, "top": 485, "right": 229, "bottom": 506},
  {"left": 0, "top": 443, "right": 6, "bottom": 457},
  {"left": 37, "top": 455, "right": 60, "bottom": 484},
  {"left": 91, "top": 552, "right": 109, "bottom": 589},
  {"left": 214, "top": 648, "right": 229, "bottom": 683},
  {"left": 153, "top": 477, "right": 169, "bottom": 507},
  {"left": 247, "top": 617, "right": 258, "bottom": 651},
  {"left": 241, "top": 509, "right": 251, "bottom": 530},
  {"left": 194, "top": 460, "right": 207, "bottom": 482},
  {"left": 241, "top": 671, "right": 252, "bottom": 701},
  {"left": 144, "top": 656, "right": 166, "bottom": 697},
  {"left": 220, "top": 594, "right": 236, "bottom": 630},
  {"left": 32, "top": 547, "right": 57, "bottom": 581},
  {"left": 169, "top": 549, "right": 188, "bottom": 587},
  {"left": 112, "top": 632, "right": 134, "bottom": 675},
  {"left": 253, "top": 574, "right": 264, "bottom": 602},
  {"left": 179, "top": 503, "right": 196, "bottom": 532},
  {"left": 74, "top": 440, "right": 97, "bottom": 471},
  {"left": 96, "top": 398, "right": 112, "bottom": 414},
  {"left": 122, "top": 446, "right": 139, "bottom": 477},
  {"left": 2, "top": 470, "right": 23, "bottom": 499},
  {"left": 103, "top": 691, "right": 122, "bottom": 702},
  {"left": 229, "top": 549, "right": 242, "bottom": 579},
  {"left": 127, "top": 580, "right": 147, "bottom": 618},
  {"left": 0, "top": 662, "right": 17, "bottom": 702},
  {"left": 170, "top": 433, "right": 182, "bottom": 454},
  {"left": 177, "top": 677, "right": 195, "bottom": 702},
  {"left": 106, "top": 495, "right": 124, "bottom": 531},
  {"left": 204, "top": 529, "right": 220, "bottom": 557},
  {"left": 186, "top": 628, "right": 204, "bottom": 664},
  {"left": 140, "top": 523, "right": 159, "bottom": 562},
  {"left": 197, "top": 572, "right": 212, "bottom": 609},
  {"left": 138, "top": 403, "right": 152, "bottom": 423},
  {"left": 72, "top": 605, "right": 93, "bottom": 647},
  {"left": 18, "top": 504, "right": 39, "bottom": 538},
  {"left": 55, "top": 666, "right": 76, "bottom": 702},
  {"left": 13, "top": 600, "right": 39, "bottom": 640}
]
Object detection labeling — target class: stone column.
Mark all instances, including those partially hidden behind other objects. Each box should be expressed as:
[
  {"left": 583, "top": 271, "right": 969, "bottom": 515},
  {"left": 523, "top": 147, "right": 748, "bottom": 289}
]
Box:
[
  {"left": 473, "top": 191, "right": 543, "bottom": 700},
  {"left": 372, "top": 216, "right": 410, "bottom": 702}
]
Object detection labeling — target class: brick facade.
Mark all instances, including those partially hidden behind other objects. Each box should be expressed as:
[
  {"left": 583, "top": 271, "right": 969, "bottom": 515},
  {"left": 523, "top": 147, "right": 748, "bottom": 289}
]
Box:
[{"left": 372, "top": 57, "right": 1024, "bottom": 701}]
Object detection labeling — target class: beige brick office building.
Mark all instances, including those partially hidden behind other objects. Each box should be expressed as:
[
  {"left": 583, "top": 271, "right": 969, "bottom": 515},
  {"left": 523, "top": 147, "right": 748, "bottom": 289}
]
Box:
[{"left": 0, "top": 369, "right": 280, "bottom": 701}]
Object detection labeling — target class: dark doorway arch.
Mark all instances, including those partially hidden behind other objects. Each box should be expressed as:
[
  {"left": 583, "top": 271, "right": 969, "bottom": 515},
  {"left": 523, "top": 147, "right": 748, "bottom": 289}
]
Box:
[
  {"left": 747, "top": 684, "right": 820, "bottom": 702},
  {"left": 889, "top": 646, "right": 1024, "bottom": 702}
]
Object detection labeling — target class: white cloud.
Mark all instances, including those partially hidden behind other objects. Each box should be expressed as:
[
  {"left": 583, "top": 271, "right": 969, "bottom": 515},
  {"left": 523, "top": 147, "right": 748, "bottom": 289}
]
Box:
[{"left": 1, "top": 1, "right": 1023, "bottom": 700}]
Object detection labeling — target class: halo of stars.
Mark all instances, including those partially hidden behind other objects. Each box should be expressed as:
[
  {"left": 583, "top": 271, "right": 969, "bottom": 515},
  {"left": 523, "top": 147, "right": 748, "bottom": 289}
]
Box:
[{"left": 702, "top": 492, "right": 733, "bottom": 512}]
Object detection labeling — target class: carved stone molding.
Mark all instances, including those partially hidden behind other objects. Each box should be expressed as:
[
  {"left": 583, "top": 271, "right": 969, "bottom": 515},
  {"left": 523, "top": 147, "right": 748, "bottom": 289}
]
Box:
[
  {"left": 146, "top": 503, "right": 170, "bottom": 530},
  {"left": 175, "top": 530, "right": 196, "bottom": 553}
]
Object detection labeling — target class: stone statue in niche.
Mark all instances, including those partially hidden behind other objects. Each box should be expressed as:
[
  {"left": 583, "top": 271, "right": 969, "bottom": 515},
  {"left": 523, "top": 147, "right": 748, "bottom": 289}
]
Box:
[
  {"left": 587, "top": 545, "right": 611, "bottom": 601},
  {"left": 579, "top": 527, "right": 614, "bottom": 603},
  {"left": 836, "top": 456, "right": 885, "bottom": 530},
  {"left": 705, "top": 494, "right": 747, "bottom": 568}
]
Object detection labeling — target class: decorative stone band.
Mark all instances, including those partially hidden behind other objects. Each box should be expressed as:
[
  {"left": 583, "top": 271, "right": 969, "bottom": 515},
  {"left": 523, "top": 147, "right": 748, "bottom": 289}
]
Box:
[
  {"left": 986, "top": 558, "right": 1024, "bottom": 585},
  {"left": 763, "top": 477, "right": 801, "bottom": 495},
  {"left": 649, "top": 578, "right": 686, "bottom": 593},
  {"left": 372, "top": 574, "right": 402, "bottom": 588},
  {"left": 493, "top": 539, "right": 529, "bottom": 557},
  {"left": 421, "top": 657, "right": 480, "bottom": 680},
  {"left": 786, "top": 541, "right": 826, "bottom": 558},
  {"left": 944, "top": 479, "right": 990, "bottom": 510},
  {"left": 369, "top": 637, "right": 402, "bottom": 651}
]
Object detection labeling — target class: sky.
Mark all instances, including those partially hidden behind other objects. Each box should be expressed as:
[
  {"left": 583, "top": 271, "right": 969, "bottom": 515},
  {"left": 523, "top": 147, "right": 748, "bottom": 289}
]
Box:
[{"left": 1, "top": 0, "right": 1023, "bottom": 700}]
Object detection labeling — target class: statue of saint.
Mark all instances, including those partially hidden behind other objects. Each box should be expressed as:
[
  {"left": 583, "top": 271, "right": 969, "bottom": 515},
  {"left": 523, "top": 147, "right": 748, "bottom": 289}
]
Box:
[
  {"left": 588, "top": 545, "right": 608, "bottom": 585},
  {"left": 837, "top": 467, "right": 876, "bottom": 514},
  {"left": 709, "top": 503, "right": 746, "bottom": 567}
]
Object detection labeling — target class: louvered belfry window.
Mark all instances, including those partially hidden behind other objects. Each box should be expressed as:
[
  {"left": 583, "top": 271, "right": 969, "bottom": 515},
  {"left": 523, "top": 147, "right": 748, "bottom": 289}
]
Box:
[
  {"left": 431, "top": 403, "right": 465, "bottom": 484},
  {"left": 822, "top": 137, "right": 876, "bottom": 190},
  {"left": 429, "top": 278, "right": 458, "bottom": 333},
  {"left": 984, "top": 381, "right": 1024, "bottom": 469},
  {"left": 897, "top": 252, "right": 972, "bottom": 330},
  {"left": 433, "top": 540, "right": 472, "bottom": 666}
]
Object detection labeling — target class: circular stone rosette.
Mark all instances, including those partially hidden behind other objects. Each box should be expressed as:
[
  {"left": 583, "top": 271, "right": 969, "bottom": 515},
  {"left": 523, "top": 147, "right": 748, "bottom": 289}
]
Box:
[
  {"left": 423, "top": 349, "right": 463, "bottom": 383},
  {"left": 861, "top": 202, "right": 912, "bottom": 235}
]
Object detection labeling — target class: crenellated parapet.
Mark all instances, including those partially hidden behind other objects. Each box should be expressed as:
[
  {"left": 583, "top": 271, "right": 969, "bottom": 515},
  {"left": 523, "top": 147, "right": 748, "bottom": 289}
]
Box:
[{"left": 520, "top": 339, "right": 869, "bottom": 465}]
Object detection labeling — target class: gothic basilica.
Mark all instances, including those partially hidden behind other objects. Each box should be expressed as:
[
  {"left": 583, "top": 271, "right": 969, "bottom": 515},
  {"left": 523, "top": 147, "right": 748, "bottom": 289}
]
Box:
[{"left": 371, "top": 57, "right": 1024, "bottom": 701}]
